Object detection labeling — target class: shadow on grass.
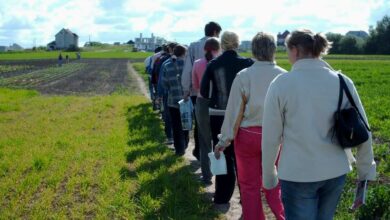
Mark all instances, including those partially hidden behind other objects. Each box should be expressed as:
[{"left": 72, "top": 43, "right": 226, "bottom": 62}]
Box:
[{"left": 122, "top": 103, "right": 219, "bottom": 219}]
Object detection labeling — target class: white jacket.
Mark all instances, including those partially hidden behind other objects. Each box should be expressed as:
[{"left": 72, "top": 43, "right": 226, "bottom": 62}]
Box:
[
  {"left": 217, "top": 61, "right": 287, "bottom": 147},
  {"left": 262, "top": 58, "right": 376, "bottom": 189}
]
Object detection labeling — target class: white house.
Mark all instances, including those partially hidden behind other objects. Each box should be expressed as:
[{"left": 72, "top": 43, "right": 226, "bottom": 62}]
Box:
[
  {"left": 239, "top": 40, "right": 251, "bottom": 52},
  {"left": 134, "top": 33, "right": 168, "bottom": 51},
  {"left": 48, "top": 28, "right": 79, "bottom": 50}
]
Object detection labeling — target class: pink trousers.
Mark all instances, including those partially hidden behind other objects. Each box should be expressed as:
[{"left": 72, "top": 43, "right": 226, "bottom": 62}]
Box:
[{"left": 234, "top": 127, "right": 285, "bottom": 220}]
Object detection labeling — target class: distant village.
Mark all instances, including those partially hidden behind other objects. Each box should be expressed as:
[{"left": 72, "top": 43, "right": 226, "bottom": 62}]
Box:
[{"left": 0, "top": 28, "right": 370, "bottom": 53}]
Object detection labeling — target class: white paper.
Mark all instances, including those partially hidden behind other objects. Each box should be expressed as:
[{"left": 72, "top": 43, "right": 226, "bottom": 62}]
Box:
[{"left": 208, "top": 152, "right": 227, "bottom": 176}]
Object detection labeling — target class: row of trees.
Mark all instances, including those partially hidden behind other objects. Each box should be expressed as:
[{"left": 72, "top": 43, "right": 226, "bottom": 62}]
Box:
[{"left": 326, "top": 15, "right": 390, "bottom": 54}]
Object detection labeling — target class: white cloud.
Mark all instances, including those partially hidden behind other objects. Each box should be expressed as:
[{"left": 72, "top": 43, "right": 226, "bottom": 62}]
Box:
[{"left": 0, "top": 0, "right": 388, "bottom": 47}]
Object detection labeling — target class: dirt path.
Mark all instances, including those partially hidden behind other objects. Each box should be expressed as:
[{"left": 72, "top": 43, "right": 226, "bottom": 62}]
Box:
[{"left": 130, "top": 63, "right": 275, "bottom": 220}]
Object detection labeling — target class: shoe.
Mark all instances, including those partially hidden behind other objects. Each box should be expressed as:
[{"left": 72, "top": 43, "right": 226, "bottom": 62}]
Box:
[
  {"left": 202, "top": 179, "right": 212, "bottom": 185},
  {"left": 192, "top": 148, "right": 200, "bottom": 161},
  {"left": 165, "top": 138, "right": 173, "bottom": 145}
]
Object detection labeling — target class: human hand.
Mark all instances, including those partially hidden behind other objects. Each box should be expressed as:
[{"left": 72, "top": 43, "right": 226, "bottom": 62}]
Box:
[{"left": 214, "top": 145, "right": 226, "bottom": 160}]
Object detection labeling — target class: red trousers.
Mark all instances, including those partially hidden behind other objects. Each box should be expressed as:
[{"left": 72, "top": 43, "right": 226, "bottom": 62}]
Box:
[{"left": 234, "top": 127, "right": 285, "bottom": 220}]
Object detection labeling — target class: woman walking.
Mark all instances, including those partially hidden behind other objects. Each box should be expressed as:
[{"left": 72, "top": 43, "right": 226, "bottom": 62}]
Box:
[
  {"left": 192, "top": 37, "right": 221, "bottom": 185},
  {"left": 200, "top": 31, "right": 253, "bottom": 204},
  {"left": 215, "top": 32, "right": 285, "bottom": 220},
  {"left": 262, "top": 29, "right": 376, "bottom": 220}
]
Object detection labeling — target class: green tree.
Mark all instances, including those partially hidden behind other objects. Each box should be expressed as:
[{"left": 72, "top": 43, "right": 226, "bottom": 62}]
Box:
[
  {"left": 339, "top": 36, "right": 361, "bottom": 54},
  {"left": 365, "top": 15, "right": 390, "bottom": 54},
  {"left": 326, "top": 32, "right": 343, "bottom": 54}
]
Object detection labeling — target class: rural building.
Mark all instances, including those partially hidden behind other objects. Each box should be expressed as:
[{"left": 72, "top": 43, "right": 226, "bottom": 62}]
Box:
[
  {"left": 0, "top": 43, "right": 23, "bottom": 52},
  {"left": 47, "top": 28, "right": 79, "bottom": 50},
  {"left": 239, "top": 40, "right": 251, "bottom": 52},
  {"left": 134, "top": 33, "right": 168, "bottom": 51},
  {"left": 8, "top": 43, "right": 23, "bottom": 51},
  {"left": 346, "top": 31, "right": 369, "bottom": 39},
  {"left": 277, "top": 30, "right": 290, "bottom": 46}
]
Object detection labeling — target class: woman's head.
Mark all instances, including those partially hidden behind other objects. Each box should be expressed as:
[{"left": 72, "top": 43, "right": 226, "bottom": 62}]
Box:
[
  {"left": 285, "top": 29, "right": 331, "bottom": 63},
  {"left": 221, "top": 31, "right": 239, "bottom": 51},
  {"left": 251, "top": 32, "right": 276, "bottom": 61},
  {"left": 173, "top": 45, "right": 187, "bottom": 58},
  {"left": 204, "top": 37, "right": 221, "bottom": 61}
]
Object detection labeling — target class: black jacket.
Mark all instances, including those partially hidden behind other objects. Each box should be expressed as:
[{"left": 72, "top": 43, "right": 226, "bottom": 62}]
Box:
[{"left": 200, "top": 50, "right": 253, "bottom": 110}]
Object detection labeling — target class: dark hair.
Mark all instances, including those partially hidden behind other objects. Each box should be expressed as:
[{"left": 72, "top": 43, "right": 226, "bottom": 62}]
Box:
[
  {"left": 286, "top": 29, "right": 331, "bottom": 57},
  {"left": 154, "top": 46, "right": 162, "bottom": 53},
  {"left": 204, "top": 21, "right": 222, "bottom": 37},
  {"left": 162, "top": 44, "right": 169, "bottom": 53},
  {"left": 173, "top": 45, "right": 186, "bottom": 57},
  {"left": 204, "top": 37, "right": 220, "bottom": 61},
  {"left": 168, "top": 42, "right": 178, "bottom": 50}
]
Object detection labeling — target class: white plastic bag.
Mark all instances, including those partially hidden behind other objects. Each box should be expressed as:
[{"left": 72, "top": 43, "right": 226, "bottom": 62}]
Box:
[
  {"left": 208, "top": 152, "right": 227, "bottom": 175},
  {"left": 178, "top": 99, "right": 193, "bottom": 130}
]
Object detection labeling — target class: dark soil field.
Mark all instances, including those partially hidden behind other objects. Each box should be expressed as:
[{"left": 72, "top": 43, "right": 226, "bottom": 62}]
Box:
[{"left": 0, "top": 59, "right": 140, "bottom": 95}]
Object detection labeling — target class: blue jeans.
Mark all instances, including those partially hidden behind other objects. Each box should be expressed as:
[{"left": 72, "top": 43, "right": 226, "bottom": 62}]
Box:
[{"left": 280, "top": 174, "right": 346, "bottom": 220}]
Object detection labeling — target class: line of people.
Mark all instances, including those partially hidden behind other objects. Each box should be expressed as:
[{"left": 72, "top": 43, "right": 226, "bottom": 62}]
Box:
[{"left": 143, "top": 21, "right": 376, "bottom": 220}]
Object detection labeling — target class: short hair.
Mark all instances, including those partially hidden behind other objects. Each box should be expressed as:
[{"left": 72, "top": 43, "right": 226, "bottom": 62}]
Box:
[
  {"left": 204, "top": 37, "right": 220, "bottom": 61},
  {"left": 251, "top": 32, "right": 276, "bottom": 61},
  {"left": 173, "top": 45, "right": 186, "bottom": 57},
  {"left": 154, "top": 46, "right": 162, "bottom": 53},
  {"left": 221, "top": 31, "right": 239, "bottom": 51},
  {"left": 204, "top": 21, "right": 222, "bottom": 37},
  {"left": 286, "top": 29, "right": 332, "bottom": 57}
]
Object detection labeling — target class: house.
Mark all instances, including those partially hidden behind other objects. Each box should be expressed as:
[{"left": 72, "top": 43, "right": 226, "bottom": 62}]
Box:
[
  {"left": 346, "top": 31, "right": 369, "bottom": 39},
  {"left": 8, "top": 43, "right": 23, "bottom": 51},
  {"left": 134, "top": 33, "right": 168, "bottom": 51},
  {"left": 48, "top": 28, "right": 79, "bottom": 50},
  {"left": 239, "top": 40, "right": 251, "bottom": 52},
  {"left": 277, "top": 30, "right": 290, "bottom": 46}
]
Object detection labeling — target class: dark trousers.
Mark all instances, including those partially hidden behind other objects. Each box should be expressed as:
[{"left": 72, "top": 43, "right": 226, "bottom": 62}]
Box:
[
  {"left": 191, "top": 96, "right": 200, "bottom": 159},
  {"left": 210, "top": 115, "right": 237, "bottom": 204},
  {"left": 169, "top": 107, "right": 189, "bottom": 155},
  {"left": 162, "top": 95, "right": 173, "bottom": 140}
]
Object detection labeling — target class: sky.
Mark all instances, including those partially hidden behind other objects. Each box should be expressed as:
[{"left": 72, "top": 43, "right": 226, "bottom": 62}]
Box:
[{"left": 0, "top": 0, "right": 389, "bottom": 48}]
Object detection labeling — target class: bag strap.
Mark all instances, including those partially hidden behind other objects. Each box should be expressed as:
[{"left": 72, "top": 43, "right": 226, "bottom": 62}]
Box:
[{"left": 337, "top": 74, "right": 371, "bottom": 131}]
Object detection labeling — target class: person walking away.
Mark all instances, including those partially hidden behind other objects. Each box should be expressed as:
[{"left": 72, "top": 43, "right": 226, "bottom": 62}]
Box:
[
  {"left": 161, "top": 45, "right": 189, "bottom": 155},
  {"left": 214, "top": 32, "right": 285, "bottom": 220},
  {"left": 262, "top": 29, "right": 376, "bottom": 220},
  {"left": 182, "top": 21, "right": 222, "bottom": 160},
  {"left": 58, "top": 53, "right": 63, "bottom": 67},
  {"left": 191, "top": 37, "right": 221, "bottom": 185},
  {"left": 200, "top": 31, "right": 253, "bottom": 204},
  {"left": 157, "top": 42, "right": 179, "bottom": 145}
]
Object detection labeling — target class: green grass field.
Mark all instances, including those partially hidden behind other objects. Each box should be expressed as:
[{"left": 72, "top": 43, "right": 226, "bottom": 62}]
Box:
[
  {"left": 0, "top": 49, "right": 389, "bottom": 219},
  {"left": 0, "top": 46, "right": 153, "bottom": 60},
  {"left": 0, "top": 89, "right": 217, "bottom": 219}
]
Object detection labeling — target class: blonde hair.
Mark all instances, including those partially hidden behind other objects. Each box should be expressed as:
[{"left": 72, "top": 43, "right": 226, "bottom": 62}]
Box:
[
  {"left": 285, "top": 29, "right": 332, "bottom": 57},
  {"left": 251, "top": 32, "right": 276, "bottom": 61},
  {"left": 221, "top": 31, "right": 239, "bottom": 51}
]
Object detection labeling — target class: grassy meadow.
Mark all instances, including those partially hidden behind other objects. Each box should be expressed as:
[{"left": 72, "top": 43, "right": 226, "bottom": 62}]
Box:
[{"left": 0, "top": 89, "right": 217, "bottom": 219}]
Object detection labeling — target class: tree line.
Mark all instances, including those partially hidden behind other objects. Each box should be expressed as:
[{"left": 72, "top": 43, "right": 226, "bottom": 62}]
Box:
[{"left": 326, "top": 15, "right": 390, "bottom": 55}]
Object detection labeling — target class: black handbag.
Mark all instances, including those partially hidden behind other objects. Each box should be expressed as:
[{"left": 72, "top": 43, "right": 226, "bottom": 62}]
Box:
[{"left": 334, "top": 74, "right": 371, "bottom": 148}]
